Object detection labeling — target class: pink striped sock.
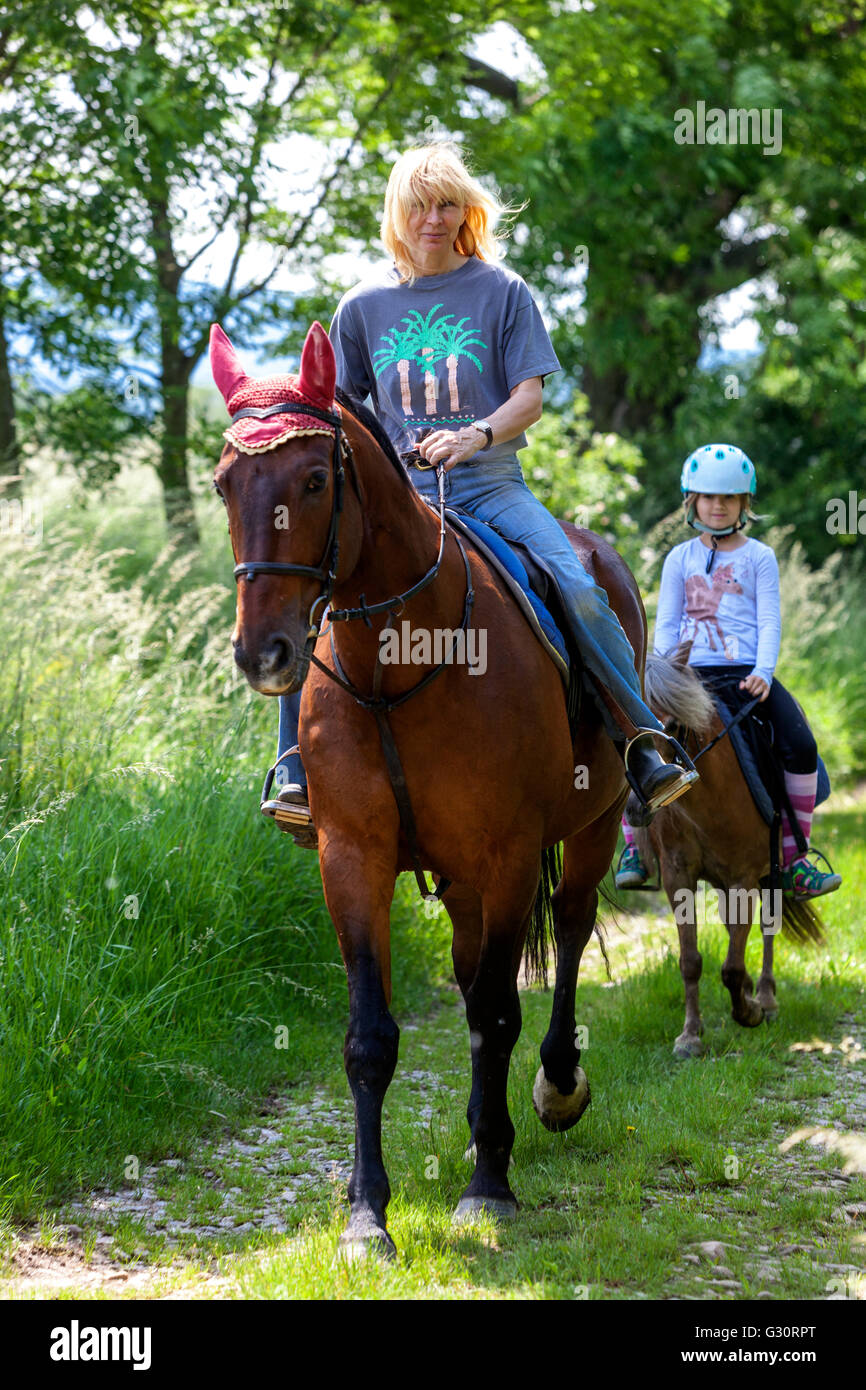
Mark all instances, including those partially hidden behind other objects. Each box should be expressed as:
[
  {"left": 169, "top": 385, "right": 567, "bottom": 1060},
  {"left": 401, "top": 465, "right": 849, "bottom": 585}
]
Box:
[
  {"left": 781, "top": 770, "right": 817, "bottom": 866},
  {"left": 622, "top": 816, "right": 636, "bottom": 846}
]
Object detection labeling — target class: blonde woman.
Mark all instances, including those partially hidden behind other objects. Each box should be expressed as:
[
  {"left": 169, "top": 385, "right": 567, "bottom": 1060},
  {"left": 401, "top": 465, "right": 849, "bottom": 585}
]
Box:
[{"left": 266, "top": 144, "right": 696, "bottom": 833}]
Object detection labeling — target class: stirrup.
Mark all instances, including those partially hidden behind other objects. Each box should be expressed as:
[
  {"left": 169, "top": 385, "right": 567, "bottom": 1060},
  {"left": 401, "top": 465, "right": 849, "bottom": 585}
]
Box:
[
  {"left": 622, "top": 727, "right": 699, "bottom": 814},
  {"left": 261, "top": 746, "right": 314, "bottom": 831}
]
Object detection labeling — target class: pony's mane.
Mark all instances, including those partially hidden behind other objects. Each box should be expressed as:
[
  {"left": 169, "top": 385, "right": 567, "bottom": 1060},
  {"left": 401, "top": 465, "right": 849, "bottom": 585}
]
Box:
[
  {"left": 335, "top": 387, "right": 411, "bottom": 488},
  {"left": 644, "top": 648, "right": 717, "bottom": 736}
]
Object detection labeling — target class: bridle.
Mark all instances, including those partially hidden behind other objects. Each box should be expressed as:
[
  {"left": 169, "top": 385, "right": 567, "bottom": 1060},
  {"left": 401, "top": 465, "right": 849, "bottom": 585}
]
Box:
[
  {"left": 230, "top": 399, "right": 347, "bottom": 651},
  {"left": 227, "top": 394, "right": 473, "bottom": 902}
]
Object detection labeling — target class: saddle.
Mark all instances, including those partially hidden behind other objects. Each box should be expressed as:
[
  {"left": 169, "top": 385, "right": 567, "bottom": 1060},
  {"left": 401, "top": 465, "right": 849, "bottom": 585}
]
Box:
[
  {"left": 706, "top": 678, "right": 830, "bottom": 826},
  {"left": 440, "top": 506, "right": 571, "bottom": 682}
]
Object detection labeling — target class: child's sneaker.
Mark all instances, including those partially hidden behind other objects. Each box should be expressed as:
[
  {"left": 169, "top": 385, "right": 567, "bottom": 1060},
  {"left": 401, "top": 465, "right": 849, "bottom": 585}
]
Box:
[
  {"left": 615, "top": 843, "right": 649, "bottom": 889},
  {"left": 781, "top": 850, "right": 842, "bottom": 899}
]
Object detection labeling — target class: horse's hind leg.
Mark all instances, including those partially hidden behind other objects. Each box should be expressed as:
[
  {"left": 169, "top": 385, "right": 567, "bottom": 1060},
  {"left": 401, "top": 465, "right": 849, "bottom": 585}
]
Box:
[
  {"left": 756, "top": 891, "right": 779, "bottom": 1020},
  {"left": 444, "top": 883, "right": 484, "bottom": 1152},
  {"left": 718, "top": 886, "right": 764, "bottom": 1028},
  {"left": 534, "top": 822, "right": 615, "bottom": 1131},
  {"left": 451, "top": 868, "right": 537, "bottom": 1223}
]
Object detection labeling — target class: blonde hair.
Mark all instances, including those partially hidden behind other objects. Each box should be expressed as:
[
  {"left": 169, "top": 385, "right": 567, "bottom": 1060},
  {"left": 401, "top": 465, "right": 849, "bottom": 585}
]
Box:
[
  {"left": 381, "top": 143, "right": 518, "bottom": 286},
  {"left": 683, "top": 491, "right": 767, "bottom": 527}
]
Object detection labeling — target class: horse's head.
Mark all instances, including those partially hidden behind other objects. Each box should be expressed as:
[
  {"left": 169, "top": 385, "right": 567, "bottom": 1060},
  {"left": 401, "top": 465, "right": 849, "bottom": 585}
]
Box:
[{"left": 210, "top": 321, "right": 361, "bottom": 694}]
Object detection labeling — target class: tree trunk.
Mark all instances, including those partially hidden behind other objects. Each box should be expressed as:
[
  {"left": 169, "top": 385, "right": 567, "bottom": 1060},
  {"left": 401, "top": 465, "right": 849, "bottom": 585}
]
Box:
[
  {"left": 0, "top": 300, "right": 21, "bottom": 498},
  {"left": 159, "top": 355, "right": 197, "bottom": 541},
  {"left": 149, "top": 186, "right": 198, "bottom": 543}
]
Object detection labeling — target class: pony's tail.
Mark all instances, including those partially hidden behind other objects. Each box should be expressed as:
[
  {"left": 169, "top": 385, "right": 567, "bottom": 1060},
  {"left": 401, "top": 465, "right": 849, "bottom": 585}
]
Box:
[
  {"left": 524, "top": 843, "right": 562, "bottom": 987},
  {"left": 780, "top": 896, "right": 826, "bottom": 946}
]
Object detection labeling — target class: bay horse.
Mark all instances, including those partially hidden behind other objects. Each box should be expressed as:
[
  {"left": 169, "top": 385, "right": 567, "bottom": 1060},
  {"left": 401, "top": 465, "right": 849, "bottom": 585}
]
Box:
[
  {"left": 632, "top": 642, "right": 824, "bottom": 1059},
  {"left": 211, "top": 320, "right": 648, "bottom": 1259}
]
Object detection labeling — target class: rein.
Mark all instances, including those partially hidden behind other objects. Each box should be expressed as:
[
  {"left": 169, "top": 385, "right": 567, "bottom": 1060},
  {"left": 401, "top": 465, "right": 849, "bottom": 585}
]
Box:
[{"left": 229, "top": 397, "right": 472, "bottom": 902}]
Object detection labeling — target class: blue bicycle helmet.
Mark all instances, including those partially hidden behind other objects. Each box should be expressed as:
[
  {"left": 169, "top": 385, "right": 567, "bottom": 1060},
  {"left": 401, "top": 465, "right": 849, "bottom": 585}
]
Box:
[{"left": 680, "top": 443, "right": 756, "bottom": 535}]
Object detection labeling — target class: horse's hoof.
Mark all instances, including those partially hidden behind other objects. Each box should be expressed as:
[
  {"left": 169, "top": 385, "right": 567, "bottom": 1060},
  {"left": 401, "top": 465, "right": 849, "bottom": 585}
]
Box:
[
  {"left": 452, "top": 1196, "right": 517, "bottom": 1226},
  {"left": 532, "top": 1065, "right": 590, "bottom": 1132},
  {"left": 337, "top": 1228, "right": 396, "bottom": 1263},
  {"left": 759, "top": 1004, "right": 778, "bottom": 1022},
  {"left": 673, "top": 1034, "right": 704, "bottom": 1060}
]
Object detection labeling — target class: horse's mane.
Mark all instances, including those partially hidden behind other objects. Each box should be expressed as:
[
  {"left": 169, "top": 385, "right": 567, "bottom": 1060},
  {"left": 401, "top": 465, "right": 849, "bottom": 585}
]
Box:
[{"left": 335, "top": 386, "right": 411, "bottom": 489}]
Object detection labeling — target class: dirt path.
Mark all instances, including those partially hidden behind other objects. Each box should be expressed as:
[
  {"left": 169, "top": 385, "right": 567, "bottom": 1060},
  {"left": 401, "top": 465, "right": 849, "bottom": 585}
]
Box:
[{"left": 2, "top": 955, "right": 864, "bottom": 1299}]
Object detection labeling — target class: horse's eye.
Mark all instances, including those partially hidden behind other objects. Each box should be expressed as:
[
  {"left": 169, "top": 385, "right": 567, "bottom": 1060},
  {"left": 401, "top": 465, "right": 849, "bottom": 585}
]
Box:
[
  {"left": 213, "top": 481, "right": 226, "bottom": 503},
  {"left": 305, "top": 471, "right": 328, "bottom": 494}
]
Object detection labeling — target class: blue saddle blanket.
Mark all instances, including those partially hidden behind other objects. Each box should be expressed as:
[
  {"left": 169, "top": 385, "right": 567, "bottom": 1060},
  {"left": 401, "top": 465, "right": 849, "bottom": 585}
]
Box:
[
  {"left": 445, "top": 510, "right": 569, "bottom": 672},
  {"left": 713, "top": 687, "right": 831, "bottom": 826}
]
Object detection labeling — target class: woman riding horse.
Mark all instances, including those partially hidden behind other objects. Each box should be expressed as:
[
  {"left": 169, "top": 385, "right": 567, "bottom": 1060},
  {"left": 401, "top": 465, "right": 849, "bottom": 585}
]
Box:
[{"left": 263, "top": 143, "right": 697, "bottom": 834}]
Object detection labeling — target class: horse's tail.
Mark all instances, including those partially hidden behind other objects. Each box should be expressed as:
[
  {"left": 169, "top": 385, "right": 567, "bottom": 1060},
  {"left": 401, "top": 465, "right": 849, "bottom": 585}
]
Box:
[
  {"left": 524, "top": 843, "right": 562, "bottom": 987},
  {"left": 643, "top": 645, "right": 716, "bottom": 734},
  {"left": 523, "top": 844, "right": 612, "bottom": 986}
]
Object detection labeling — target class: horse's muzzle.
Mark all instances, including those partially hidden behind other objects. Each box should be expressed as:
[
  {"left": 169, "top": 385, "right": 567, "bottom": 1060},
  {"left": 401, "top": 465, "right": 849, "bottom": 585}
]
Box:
[{"left": 232, "top": 629, "right": 310, "bottom": 694}]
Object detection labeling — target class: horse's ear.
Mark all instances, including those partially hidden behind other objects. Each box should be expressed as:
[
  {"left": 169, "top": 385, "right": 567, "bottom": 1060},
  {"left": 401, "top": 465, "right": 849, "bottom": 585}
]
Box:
[
  {"left": 210, "top": 324, "right": 250, "bottom": 407},
  {"left": 297, "top": 321, "right": 336, "bottom": 408}
]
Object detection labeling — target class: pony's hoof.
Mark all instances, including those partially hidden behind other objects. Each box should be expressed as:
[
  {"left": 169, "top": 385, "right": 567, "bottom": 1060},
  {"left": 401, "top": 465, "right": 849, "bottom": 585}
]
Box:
[
  {"left": 337, "top": 1227, "right": 396, "bottom": 1263},
  {"left": 761, "top": 1006, "right": 779, "bottom": 1023},
  {"left": 532, "top": 1065, "right": 590, "bottom": 1132},
  {"left": 673, "top": 1034, "right": 704, "bottom": 1060},
  {"left": 452, "top": 1196, "right": 517, "bottom": 1226},
  {"left": 734, "top": 1000, "right": 765, "bottom": 1028}
]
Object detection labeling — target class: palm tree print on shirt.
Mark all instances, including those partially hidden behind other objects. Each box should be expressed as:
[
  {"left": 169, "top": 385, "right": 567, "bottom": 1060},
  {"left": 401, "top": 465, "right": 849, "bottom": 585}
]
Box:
[{"left": 372, "top": 304, "right": 487, "bottom": 418}]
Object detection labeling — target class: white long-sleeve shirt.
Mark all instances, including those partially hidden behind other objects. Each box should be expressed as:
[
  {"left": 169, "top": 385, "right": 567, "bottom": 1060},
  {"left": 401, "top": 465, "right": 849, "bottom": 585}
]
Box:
[{"left": 653, "top": 536, "right": 781, "bottom": 685}]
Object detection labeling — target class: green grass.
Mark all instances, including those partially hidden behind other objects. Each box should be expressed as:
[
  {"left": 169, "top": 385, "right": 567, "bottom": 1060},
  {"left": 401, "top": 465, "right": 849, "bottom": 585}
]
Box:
[{"left": 1, "top": 463, "right": 864, "bottom": 1298}]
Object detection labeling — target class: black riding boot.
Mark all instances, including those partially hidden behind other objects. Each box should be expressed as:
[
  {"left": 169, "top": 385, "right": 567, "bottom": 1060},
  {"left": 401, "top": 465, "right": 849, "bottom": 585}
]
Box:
[
  {"left": 260, "top": 691, "right": 316, "bottom": 846},
  {"left": 616, "top": 731, "right": 698, "bottom": 827}
]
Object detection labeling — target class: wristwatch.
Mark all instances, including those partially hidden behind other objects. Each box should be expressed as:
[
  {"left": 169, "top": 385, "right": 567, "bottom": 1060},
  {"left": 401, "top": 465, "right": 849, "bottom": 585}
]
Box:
[{"left": 472, "top": 419, "right": 494, "bottom": 450}]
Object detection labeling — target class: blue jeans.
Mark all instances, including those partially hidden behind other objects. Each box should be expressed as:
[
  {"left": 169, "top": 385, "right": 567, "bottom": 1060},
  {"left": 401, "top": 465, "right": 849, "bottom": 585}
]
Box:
[{"left": 274, "top": 454, "right": 662, "bottom": 787}]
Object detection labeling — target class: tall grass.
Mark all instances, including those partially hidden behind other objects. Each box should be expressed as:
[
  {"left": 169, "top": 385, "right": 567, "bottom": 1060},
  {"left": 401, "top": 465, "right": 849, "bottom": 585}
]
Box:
[{"left": 0, "top": 465, "right": 449, "bottom": 1216}]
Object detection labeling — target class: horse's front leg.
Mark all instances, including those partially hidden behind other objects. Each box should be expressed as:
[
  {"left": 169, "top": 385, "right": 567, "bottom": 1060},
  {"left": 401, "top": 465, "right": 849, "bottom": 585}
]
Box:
[
  {"left": 320, "top": 839, "right": 400, "bottom": 1259},
  {"left": 718, "top": 886, "right": 764, "bottom": 1028},
  {"left": 664, "top": 865, "right": 705, "bottom": 1059}
]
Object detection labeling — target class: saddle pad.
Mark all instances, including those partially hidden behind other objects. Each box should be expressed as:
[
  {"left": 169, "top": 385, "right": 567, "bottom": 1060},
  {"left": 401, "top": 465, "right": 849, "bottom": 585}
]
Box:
[
  {"left": 712, "top": 687, "right": 831, "bottom": 828},
  {"left": 442, "top": 508, "right": 570, "bottom": 681}
]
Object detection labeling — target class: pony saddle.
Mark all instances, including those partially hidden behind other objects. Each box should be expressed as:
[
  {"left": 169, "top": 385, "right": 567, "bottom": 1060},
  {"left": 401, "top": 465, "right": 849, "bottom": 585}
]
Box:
[{"left": 704, "top": 676, "right": 830, "bottom": 830}]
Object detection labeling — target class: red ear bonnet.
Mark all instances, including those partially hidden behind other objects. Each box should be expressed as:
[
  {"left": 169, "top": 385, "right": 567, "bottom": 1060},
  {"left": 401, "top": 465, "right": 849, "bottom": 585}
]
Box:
[{"left": 209, "top": 321, "right": 338, "bottom": 454}]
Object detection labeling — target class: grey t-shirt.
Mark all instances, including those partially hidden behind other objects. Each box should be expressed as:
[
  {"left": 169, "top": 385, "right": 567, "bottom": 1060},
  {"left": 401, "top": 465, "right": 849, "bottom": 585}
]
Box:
[{"left": 328, "top": 256, "right": 562, "bottom": 462}]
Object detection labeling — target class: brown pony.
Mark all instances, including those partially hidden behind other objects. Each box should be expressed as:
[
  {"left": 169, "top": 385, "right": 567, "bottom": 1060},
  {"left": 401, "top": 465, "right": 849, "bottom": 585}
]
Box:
[
  {"left": 212, "top": 321, "right": 649, "bottom": 1259},
  {"left": 633, "top": 643, "right": 824, "bottom": 1059}
]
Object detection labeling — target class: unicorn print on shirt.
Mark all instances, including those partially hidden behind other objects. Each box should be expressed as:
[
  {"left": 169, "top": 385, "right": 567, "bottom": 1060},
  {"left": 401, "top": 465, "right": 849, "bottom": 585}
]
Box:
[{"left": 683, "top": 561, "right": 744, "bottom": 658}]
